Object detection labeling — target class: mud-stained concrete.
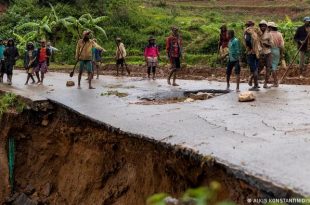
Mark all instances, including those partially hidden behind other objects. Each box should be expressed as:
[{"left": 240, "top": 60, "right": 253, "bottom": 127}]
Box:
[{"left": 0, "top": 71, "right": 310, "bottom": 200}]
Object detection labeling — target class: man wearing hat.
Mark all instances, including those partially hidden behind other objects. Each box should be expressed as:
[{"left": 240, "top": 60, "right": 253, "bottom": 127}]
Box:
[
  {"left": 34, "top": 39, "right": 51, "bottom": 85},
  {"left": 0, "top": 39, "right": 5, "bottom": 83},
  {"left": 115, "top": 37, "right": 130, "bottom": 76},
  {"left": 268, "top": 22, "right": 284, "bottom": 87},
  {"left": 76, "top": 30, "right": 105, "bottom": 89},
  {"left": 258, "top": 20, "right": 272, "bottom": 88},
  {"left": 244, "top": 21, "right": 261, "bottom": 91},
  {"left": 294, "top": 17, "right": 310, "bottom": 76},
  {"left": 166, "top": 25, "right": 183, "bottom": 86},
  {"left": 144, "top": 36, "right": 160, "bottom": 80}
]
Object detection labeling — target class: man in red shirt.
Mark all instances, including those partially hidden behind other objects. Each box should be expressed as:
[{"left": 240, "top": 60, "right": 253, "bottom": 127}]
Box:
[
  {"left": 35, "top": 40, "right": 51, "bottom": 85},
  {"left": 166, "top": 26, "right": 183, "bottom": 86}
]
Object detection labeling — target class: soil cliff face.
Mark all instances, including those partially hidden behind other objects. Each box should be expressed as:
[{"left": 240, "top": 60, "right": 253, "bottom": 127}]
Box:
[{"left": 0, "top": 101, "right": 264, "bottom": 205}]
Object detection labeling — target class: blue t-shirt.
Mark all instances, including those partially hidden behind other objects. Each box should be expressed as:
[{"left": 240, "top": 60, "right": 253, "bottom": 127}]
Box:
[
  {"left": 228, "top": 37, "right": 240, "bottom": 62},
  {"left": 0, "top": 45, "right": 5, "bottom": 60}
]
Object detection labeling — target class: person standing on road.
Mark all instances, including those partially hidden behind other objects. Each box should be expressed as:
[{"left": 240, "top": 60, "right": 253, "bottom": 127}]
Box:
[
  {"left": 76, "top": 30, "right": 105, "bottom": 89},
  {"left": 244, "top": 21, "right": 261, "bottom": 91},
  {"left": 226, "top": 30, "right": 241, "bottom": 92},
  {"left": 115, "top": 37, "right": 130, "bottom": 76},
  {"left": 166, "top": 26, "right": 183, "bottom": 86},
  {"left": 92, "top": 39, "right": 105, "bottom": 79},
  {"left": 35, "top": 40, "right": 51, "bottom": 85},
  {"left": 24, "top": 42, "right": 37, "bottom": 85},
  {"left": 258, "top": 20, "right": 273, "bottom": 89},
  {"left": 3, "top": 39, "right": 19, "bottom": 85},
  {"left": 144, "top": 36, "right": 160, "bottom": 80},
  {"left": 294, "top": 17, "right": 310, "bottom": 77},
  {"left": 0, "top": 39, "right": 5, "bottom": 83},
  {"left": 219, "top": 25, "right": 229, "bottom": 64},
  {"left": 269, "top": 22, "right": 284, "bottom": 87}
]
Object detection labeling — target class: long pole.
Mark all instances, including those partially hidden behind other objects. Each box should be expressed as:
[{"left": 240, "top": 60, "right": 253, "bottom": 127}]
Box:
[{"left": 280, "top": 32, "right": 310, "bottom": 83}]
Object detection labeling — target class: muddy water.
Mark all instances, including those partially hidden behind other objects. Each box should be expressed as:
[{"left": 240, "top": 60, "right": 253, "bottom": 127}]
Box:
[{"left": 0, "top": 101, "right": 277, "bottom": 205}]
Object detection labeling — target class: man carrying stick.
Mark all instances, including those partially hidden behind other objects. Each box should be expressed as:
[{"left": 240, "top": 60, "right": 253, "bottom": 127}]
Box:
[
  {"left": 76, "top": 30, "right": 105, "bottom": 89},
  {"left": 294, "top": 17, "right": 310, "bottom": 77}
]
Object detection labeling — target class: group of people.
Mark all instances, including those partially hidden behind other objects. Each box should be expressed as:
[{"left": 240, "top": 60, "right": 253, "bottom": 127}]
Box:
[
  {"left": 0, "top": 17, "right": 308, "bottom": 91},
  {"left": 75, "top": 26, "right": 183, "bottom": 89},
  {"left": 0, "top": 39, "right": 56, "bottom": 85},
  {"left": 220, "top": 17, "right": 310, "bottom": 92}
]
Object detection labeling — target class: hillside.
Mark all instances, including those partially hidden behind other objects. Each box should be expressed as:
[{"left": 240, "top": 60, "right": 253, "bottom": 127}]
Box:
[{"left": 0, "top": 0, "right": 307, "bottom": 66}]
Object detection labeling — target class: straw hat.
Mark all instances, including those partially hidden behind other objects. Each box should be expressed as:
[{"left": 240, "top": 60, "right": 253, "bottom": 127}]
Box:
[
  {"left": 267, "top": 22, "right": 278, "bottom": 28},
  {"left": 259, "top": 20, "right": 268, "bottom": 26}
]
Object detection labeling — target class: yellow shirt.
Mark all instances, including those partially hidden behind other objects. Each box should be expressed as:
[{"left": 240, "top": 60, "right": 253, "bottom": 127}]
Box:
[{"left": 76, "top": 39, "right": 105, "bottom": 61}]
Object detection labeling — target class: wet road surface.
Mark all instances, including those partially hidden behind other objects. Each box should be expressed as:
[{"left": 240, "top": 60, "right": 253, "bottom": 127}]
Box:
[{"left": 1, "top": 71, "right": 310, "bottom": 196}]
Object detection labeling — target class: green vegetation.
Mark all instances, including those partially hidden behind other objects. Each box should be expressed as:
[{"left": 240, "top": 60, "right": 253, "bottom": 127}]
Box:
[
  {"left": 0, "top": 0, "right": 307, "bottom": 67},
  {"left": 147, "top": 181, "right": 308, "bottom": 205},
  {"left": 101, "top": 90, "right": 128, "bottom": 97},
  {"left": 0, "top": 93, "right": 25, "bottom": 118}
]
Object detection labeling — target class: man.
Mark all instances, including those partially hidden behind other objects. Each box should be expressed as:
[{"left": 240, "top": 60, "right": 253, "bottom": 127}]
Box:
[
  {"left": 0, "top": 39, "right": 5, "bottom": 83},
  {"left": 258, "top": 20, "right": 272, "bottom": 88},
  {"left": 115, "top": 37, "right": 130, "bottom": 76},
  {"left": 3, "top": 39, "right": 19, "bottom": 85},
  {"left": 35, "top": 40, "right": 51, "bottom": 85},
  {"left": 226, "top": 30, "right": 241, "bottom": 92},
  {"left": 144, "top": 36, "right": 160, "bottom": 80},
  {"left": 294, "top": 17, "right": 310, "bottom": 77},
  {"left": 244, "top": 21, "right": 261, "bottom": 91},
  {"left": 76, "top": 30, "right": 105, "bottom": 89},
  {"left": 166, "top": 26, "right": 183, "bottom": 86},
  {"left": 219, "top": 25, "right": 229, "bottom": 63},
  {"left": 47, "top": 41, "right": 58, "bottom": 63}
]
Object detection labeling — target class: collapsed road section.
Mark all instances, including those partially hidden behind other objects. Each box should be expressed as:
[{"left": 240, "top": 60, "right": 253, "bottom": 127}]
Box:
[{"left": 0, "top": 94, "right": 300, "bottom": 205}]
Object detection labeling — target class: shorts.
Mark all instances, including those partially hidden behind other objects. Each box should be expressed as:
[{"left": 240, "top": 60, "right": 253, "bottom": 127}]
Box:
[
  {"left": 247, "top": 54, "right": 259, "bottom": 73},
  {"left": 79, "top": 60, "right": 93, "bottom": 73},
  {"left": 5, "top": 62, "right": 14, "bottom": 75},
  {"left": 170, "top": 57, "right": 181, "bottom": 70},
  {"left": 27, "top": 67, "right": 34, "bottom": 74},
  {"left": 258, "top": 53, "right": 272, "bottom": 71},
  {"left": 116, "top": 58, "right": 125, "bottom": 66},
  {"left": 227, "top": 60, "right": 240, "bottom": 76},
  {"left": 146, "top": 57, "right": 158, "bottom": 67},
  {"left": 271, "top": 47, "right": 280, "bottom": 71},
  {"left": 34, "top": 61, "right": 48, "bottom": 74}
]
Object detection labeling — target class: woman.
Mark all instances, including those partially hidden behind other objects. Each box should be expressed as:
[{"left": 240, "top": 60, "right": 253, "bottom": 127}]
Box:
[
  {"left": 24, "top": 42, "right": 37, "bottom": 85},
  {"left": 144, "top": 36, "right": 160, "bottom": 80},
  {"left": 268, "top": 22, "right": 284, "bottom": 87}
]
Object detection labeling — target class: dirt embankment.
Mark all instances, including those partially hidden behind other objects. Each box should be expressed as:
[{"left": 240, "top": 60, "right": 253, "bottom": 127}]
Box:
[
  {"left": 99, "top": 64, "right": 310, "bottom": 85},
  {"left": 0, "top": 99, "right": 298, "bottom": 205}
]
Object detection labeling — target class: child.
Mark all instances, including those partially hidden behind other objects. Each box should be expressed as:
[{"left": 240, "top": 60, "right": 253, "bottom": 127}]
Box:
[
  {"left": 35, "top": 40, "right": 51, "bottom": 85},
  {"left": 144, "top": 36, "right": 160, "bottom": 80},
  {"left": 24, "top": 42, "right": 37, "bottom": 85}
]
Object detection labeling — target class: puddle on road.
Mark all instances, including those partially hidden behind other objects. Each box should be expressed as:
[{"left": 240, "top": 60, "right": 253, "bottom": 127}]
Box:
[{"left": 136, "top": 89, "right": 229, "bottom": 105}]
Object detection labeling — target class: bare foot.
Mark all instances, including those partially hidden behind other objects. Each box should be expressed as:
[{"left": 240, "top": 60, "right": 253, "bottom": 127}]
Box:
[
  {"left": 172, "top": 83, "right": 179, "bottom": 86},
  {"left": 77, "top": 86, "right": 81, "bottom": 89},
  {"left": 167, "top": 79, "right": 171, "bottom": 85},
  {"left": 89, "top": 86, "right": 95, "bottom": 89},
  {"left": 236, "top": 88, "right": 240, "bottom": 92},
  {"left": 25, "top": 82, "right": 28, "bottom": 85}
]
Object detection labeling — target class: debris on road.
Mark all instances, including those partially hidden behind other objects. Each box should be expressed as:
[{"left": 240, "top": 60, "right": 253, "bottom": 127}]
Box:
[{"left": 238, "top": 91, "right": 255, "bottom": 102}]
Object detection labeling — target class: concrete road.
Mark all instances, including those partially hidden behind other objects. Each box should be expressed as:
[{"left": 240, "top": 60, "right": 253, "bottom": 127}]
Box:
[{"left": 1, "top": 71, "right": 310, "bottom": 196}]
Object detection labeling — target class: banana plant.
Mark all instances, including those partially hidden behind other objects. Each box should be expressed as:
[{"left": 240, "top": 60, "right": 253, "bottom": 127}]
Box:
[
  {"left": 78, "top": 13, "right": 108, "bottom": 39},
  {"left": 14, "top": 15, "right": 52, "bottom": 40}
]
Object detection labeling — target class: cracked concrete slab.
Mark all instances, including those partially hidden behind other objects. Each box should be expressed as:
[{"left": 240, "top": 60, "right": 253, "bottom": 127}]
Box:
[{"left": 1, "top": 71, "right": 310, "bottom": 196}]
